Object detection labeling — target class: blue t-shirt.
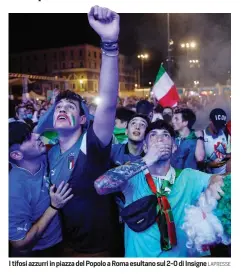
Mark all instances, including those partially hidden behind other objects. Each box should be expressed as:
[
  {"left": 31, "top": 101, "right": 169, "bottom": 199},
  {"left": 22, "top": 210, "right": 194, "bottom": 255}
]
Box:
[
  {"left": 111, "top": 143, "right": 145, "bottom": 167},
  {"left": 9, "top": 163, "right": 62, "bottom": 251},
  {"left": 121, "top": 168, "right": 211, "bottom": 257},
  {"left": 171, "top": 131, "right": 198, "bottom": 170},
  {"left": 48, "top": 124, "right": 119, "bottom": 253}
]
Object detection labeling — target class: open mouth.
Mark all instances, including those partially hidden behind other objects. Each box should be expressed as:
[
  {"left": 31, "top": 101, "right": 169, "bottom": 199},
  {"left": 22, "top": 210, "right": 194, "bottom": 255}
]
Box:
[
  {"left": 133, "top": 131, "right": 141, "bottom": 136},
  {"left": 56, "top": 114, "right": 71, "bottom": 125}
]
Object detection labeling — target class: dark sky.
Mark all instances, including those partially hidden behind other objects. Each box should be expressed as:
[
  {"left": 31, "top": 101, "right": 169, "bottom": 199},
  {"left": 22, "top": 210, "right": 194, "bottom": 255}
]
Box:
[{"left": 9, "top": 13, "right": 231, "bottom": 85}]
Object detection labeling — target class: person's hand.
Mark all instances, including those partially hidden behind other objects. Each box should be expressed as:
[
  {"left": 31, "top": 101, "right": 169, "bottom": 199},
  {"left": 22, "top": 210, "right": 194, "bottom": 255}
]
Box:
[
  {"left": 207, "top": 158, "right": 226, "bottom": 168},
  {"left": 143, "top": 142, "right": 172, "bottom": 166},
  {"left": 88, "top": 6, "right": 120, "bottom": 42},
  {"left": 205, "top": 175, "right": 224, "bottom": 200},
  {"left": 49, "top": 181, "right": 74, "bottom": 209}
]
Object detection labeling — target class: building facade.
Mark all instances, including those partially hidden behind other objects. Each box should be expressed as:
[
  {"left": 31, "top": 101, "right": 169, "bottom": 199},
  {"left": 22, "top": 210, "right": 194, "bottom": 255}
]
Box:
[{"left": 9, "top": 44, "right": 138, "bottom": 97}]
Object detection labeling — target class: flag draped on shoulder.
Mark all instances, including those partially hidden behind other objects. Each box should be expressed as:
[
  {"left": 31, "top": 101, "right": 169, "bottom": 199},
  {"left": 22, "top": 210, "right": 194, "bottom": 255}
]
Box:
[{"left": 152, "top": 65, "right": 179, "bottom": 107}]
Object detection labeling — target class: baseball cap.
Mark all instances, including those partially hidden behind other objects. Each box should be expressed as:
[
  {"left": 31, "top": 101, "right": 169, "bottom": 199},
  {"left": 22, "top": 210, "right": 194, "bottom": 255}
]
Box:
[
  {"left": 210, "top": 108, "right": 227, "bottom": 129},
  {"left": 9, "top": 121, "right": 32, "bottom": 148}
]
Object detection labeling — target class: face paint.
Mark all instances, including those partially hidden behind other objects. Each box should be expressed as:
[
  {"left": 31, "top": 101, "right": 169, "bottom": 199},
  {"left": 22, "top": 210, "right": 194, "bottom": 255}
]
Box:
[{"left": 70, "top": 115, "right": 76, "bottom": 127}]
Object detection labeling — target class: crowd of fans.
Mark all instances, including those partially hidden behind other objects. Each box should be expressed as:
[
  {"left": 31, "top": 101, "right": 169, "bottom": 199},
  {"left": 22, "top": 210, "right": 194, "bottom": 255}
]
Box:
[{"left": 8, "top": 6, "right": 231, "bottom": 259}]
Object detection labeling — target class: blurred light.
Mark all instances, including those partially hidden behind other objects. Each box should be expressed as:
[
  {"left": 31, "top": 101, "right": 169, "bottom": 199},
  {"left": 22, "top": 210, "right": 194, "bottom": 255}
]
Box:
[
  {"left": 36, "top": 98, "right": 39, "bottom": 101},
  {"left": 150, "top": 92, "right": 154, "bottom": 95},
  {"left": 181, "top": 43, "right": 185, "bottom": 48},
  {"left": 196, "top": 60, "right": 199, "bottom": 63},
  {"left": 135, "top": 84, "right": 138, "bottom": 88},
  {"left": 199, "top": 96, "right": 201, "bottom": 98},
  {"left": 79, "top": 80, "right": 83, "bottom": 84},
  {"left": 149, "top": 82, "right": 152, "bottom": 85},
  {"left": 94, "top": 96, "right": 101, "bottom": 105},
  {"left": 138, "top": 53, "right": 149, "bottom": 59},
  {"left": 146, "top": 94, "right": 148, "bottom": 97},
  {"left": 169, "top": 39, "right": 174, "bottom": 45},
  {"left": 189, "top": 60, "right": 193, "bottom": 63},
  {"left": 190, "top": 42, "right": 196, "bottom": 48},
  {"left": 214, "top": 93, "right": 216, "bottom": 96},
  {"left": 186, "top": 43, "right": 190, "bottom": 48}
]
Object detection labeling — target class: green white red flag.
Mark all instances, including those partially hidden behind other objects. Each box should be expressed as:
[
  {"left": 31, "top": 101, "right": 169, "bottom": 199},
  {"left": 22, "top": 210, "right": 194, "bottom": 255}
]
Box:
[{"left": 152, "top": 65, "right": 179, "bottom": 107}]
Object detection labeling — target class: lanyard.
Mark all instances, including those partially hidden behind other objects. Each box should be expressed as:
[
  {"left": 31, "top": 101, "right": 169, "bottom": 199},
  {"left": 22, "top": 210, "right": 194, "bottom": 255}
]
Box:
[{"left": 144, "top": 168, "right": 177, "bottom": 251}]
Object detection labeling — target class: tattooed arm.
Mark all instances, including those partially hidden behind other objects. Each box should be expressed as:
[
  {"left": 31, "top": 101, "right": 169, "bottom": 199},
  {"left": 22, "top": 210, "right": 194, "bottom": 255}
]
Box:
[{"left": 94, "top": 159, "right": 148, "bottom": 195}]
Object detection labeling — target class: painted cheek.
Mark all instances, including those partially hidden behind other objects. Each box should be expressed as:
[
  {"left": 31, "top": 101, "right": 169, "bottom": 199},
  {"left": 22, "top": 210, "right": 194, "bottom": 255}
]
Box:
[{"left": 70, "top": 115, "right": 76, "bottom": 126}]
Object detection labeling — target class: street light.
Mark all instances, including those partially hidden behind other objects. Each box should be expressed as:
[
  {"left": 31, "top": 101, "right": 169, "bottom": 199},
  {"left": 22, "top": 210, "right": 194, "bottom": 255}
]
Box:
[
  {"left": 137, "top": 53, "right": 149, "bottom": 96},
  {"left": 180, "top": 41, "right": 197, "bottom": 49},
  {"left": 190, "top": 41, "right": 196, "bottom": 48}
]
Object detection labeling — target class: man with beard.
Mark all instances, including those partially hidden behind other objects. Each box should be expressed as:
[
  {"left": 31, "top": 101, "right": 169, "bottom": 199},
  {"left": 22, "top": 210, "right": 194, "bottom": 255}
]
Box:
[
  {"left": 110, "top": 114, "right": 150, "bottom": 167},
  {"left": 9, "top": 122, "right": 73, "bottom": 257},
  {"left": 35, "top": 6, "right": 121, "bottom": 257},
  {"left": 94, "top": 120, "right": 224, "bottom": 257}
]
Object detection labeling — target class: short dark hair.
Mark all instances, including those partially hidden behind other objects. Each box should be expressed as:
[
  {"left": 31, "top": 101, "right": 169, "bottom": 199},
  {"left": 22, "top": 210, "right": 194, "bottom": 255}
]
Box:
[
  {"left": 174, "top": 108, "right": 196, "bottom": 129},
  {"left": 55, "top": 90, "right": 85, "bottom": 116},
  {"left": 136, "top": 100, "right": 154, "bottom": 116},
  {"left": 9, "top": 121, "right": 32, "bottom": 149},
  {"left": 154, "top": 105, "right": 164, "bottom": 114},
  {"left": 115, "top": 107, "right": 135, "bottom": 123},
  {"left": 15, "top": 105, "right": 25, "bottom": 115},
  {"left": 145, "top": 120, "right": 175, "bottom": 138},
  {"left": 127, "top": 114, "right": 150, "bottom": 128},
  {"left": 163, "top": 106, "right": 173, "bottom": 113}
]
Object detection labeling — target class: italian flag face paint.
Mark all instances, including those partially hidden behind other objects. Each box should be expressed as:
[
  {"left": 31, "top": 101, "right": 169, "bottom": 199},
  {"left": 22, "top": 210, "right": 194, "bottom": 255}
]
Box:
[{"left": 70, "top": 115, "right": 76, "bottom": 127}]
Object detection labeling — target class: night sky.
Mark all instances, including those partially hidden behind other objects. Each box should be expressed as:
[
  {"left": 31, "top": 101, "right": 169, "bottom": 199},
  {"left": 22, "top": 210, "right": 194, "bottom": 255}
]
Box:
[{"left": 9, "top": 13, "right": 231, "bottom": 85}]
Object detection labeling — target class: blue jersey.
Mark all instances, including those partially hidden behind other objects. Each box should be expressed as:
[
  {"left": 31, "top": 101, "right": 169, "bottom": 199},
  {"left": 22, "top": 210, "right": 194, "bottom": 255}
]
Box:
[
  {"left": 48, "top": 124, "right": 119, "bottom": 253},
  {"left": 171, "top": 131, "right": 198, "bottom": 170},
  {"left": 9, "top": 163, "right": 62, "bottom": 251},
  {"left": 122, "top": 168, "right": 211, "bottom": 257},
  {"left": 111, "top": 143, "right": 145, "bottom": 167}
]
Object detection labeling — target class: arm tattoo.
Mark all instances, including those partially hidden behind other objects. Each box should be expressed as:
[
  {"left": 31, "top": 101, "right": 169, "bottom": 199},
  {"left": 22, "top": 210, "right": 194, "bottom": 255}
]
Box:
[{"left": 94, "top": 159, "right": 147, "bottom": 195}]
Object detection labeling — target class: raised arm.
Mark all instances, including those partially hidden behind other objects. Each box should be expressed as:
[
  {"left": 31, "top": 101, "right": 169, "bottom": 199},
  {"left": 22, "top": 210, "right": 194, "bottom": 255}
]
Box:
[
  {"left": 195, "top": 130, "right": 205, "bottom": 162},
  {"left": 88, "top": 6, "right": 120, "bottom": 146},
  {"left": 94, "top": 159, "right": 148, "bottom": 195},
  {"left": 94, "top": 146, "right": 162, "bottom": 195}
]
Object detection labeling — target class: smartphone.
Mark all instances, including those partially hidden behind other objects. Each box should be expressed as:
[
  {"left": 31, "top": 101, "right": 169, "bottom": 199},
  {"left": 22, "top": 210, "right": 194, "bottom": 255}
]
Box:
[{"left": 222, "top": 157, "right": 230, "bottom": 162}]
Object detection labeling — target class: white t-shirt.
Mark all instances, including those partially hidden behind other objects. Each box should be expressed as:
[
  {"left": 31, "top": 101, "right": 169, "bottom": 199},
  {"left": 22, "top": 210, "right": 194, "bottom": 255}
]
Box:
[{"left": 203, "top": 128, "right": 228, "bottom": 174}]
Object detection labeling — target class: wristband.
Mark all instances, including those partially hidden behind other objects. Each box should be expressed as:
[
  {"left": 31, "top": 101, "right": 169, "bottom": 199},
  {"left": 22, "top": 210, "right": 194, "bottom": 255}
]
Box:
[
  {"left": 197, "top": 136, "right": 205, "bottom": 141},
  {"left": 100, "top": 41, "right": 119, "bottom": 51},
  {"left": 101, "top": 49, "right": 119, "bottom": 57},
  {"left": 50, "top": 204, "right": 60, "bottom": 211}
]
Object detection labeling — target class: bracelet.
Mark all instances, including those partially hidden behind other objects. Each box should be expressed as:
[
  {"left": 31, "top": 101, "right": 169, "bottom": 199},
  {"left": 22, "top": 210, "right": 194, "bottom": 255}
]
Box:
[
  {"left": 50, "top": 204, "right": 60, "bottom": 211},
  {"left": 100, "top": 41, "right": 119, "bottom": 51},
  {"left": 101, "top": 50, "right": 119, "bottom": 57},
  {"left": 197, "top": 136, "right": 205, "bottom": 141}
]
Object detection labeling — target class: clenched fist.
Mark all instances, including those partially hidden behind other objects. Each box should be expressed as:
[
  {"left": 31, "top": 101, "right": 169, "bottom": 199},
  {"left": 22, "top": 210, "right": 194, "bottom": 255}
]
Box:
[{"left": 88, "top": 6, "right": 120, "bottom": 42}]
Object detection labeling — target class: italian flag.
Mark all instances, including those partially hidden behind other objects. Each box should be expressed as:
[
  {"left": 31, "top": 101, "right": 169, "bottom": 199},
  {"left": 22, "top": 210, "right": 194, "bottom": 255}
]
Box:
[{"left": 152, "top": 65, "right": 179, "bottom": 107}]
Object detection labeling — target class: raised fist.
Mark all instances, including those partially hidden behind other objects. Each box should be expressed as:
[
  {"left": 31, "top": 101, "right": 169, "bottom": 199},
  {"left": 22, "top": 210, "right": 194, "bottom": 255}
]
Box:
[{"left": 88, "top": 6, "right": 120, "bottom": 42}]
